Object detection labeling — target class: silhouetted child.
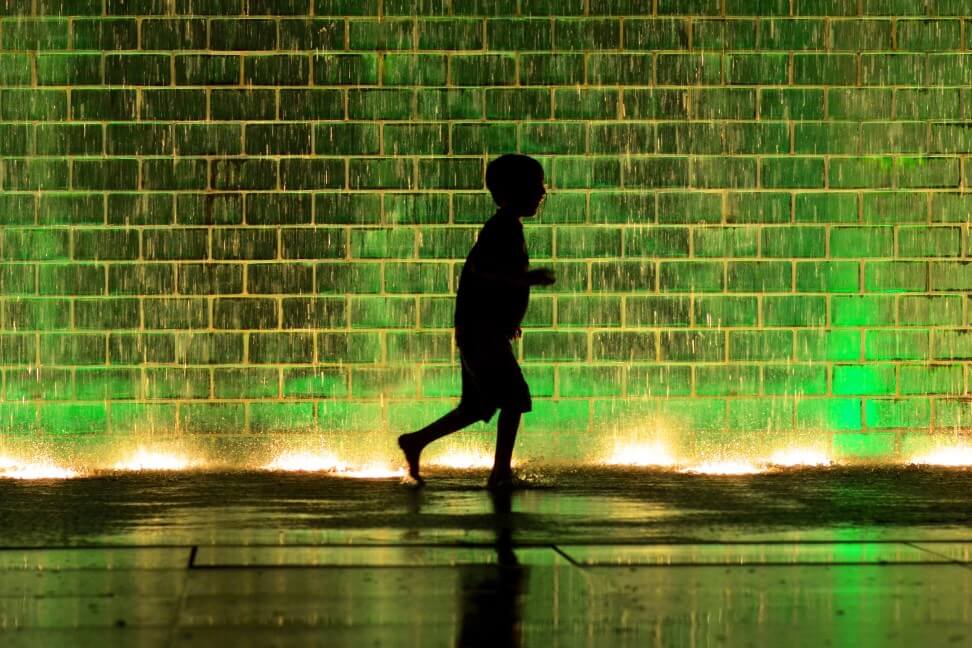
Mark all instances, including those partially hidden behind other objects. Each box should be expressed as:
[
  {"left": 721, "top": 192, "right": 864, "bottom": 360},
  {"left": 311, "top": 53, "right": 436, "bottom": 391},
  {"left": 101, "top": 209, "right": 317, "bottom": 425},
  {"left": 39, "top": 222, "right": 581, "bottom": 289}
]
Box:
[{"left": 398, "top": 154, "right": 555, "bottom": 489}]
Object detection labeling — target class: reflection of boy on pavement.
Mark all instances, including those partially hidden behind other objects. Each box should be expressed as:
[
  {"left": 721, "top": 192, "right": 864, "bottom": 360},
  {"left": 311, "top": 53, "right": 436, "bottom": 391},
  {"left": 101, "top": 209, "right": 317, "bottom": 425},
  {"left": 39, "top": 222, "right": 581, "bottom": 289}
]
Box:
[{"left": 398, "top": 154, "right": 556, "bottom": 489}]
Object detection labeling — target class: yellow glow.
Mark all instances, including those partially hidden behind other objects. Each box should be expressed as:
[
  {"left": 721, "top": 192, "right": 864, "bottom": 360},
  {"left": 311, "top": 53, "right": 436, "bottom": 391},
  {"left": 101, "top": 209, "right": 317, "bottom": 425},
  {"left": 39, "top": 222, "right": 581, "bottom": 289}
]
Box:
[
  {"left": 910, "top": 445, "right": 972, "bottom": 467},
  {"left": 767, "top": 448, "right": 832, "bottom": 467},
  {"left": 2, "top": 462, "right": 79, "bottom": 480},
  {"left": 604, "top": 442, "right": 677, "bottom": 467},
  {"left": 682, "top": 460, "right": 763, "bottom": 475},
  {"left": 263, "top": 451, "right": 346, "bottom": 473},
  {"left": 0, "top": 455, "right": 18, "bottom": 471},
  {"left": 336, "top": 464, "right": 406, "bottom": 479},
  {"left": 113, "top": 448, "right": 199, "bottom": 471},
  {"left": 427, "top": 450, "right": 495, "bottom": 469}
]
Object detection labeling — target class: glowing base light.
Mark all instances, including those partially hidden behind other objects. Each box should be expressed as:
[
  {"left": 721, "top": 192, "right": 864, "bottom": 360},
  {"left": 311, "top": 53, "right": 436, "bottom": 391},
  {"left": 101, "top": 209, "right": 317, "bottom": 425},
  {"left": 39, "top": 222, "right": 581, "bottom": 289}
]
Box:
[
  {"left": 0, "top": 455, "right": 18, "bottom": 471},
  {"left": 682, "top": 460, "right": 763, "bottom": 475},
  {"left": 767, "top": 448, "right": 832, "bottom": 467},
  {"left": 336, "top": 464, "right": 406, "bottom": 479},
  {"left": 2, "top": 462, "right": 79, "bottom": 480},
  {"left": 427, "top": 450, "right": 495, "bottom": 469},
  {"left": 910, "top": 446, "right": 972, "bottom": 467},
  {"left": 264, "top": 451, "right": 346, "bottom": 473},
  {"left": 113, "top": 449, "right": 199, "bottom": 471},
  {"left": 604, "top": 443, "right": 677, "bottom": 467}
]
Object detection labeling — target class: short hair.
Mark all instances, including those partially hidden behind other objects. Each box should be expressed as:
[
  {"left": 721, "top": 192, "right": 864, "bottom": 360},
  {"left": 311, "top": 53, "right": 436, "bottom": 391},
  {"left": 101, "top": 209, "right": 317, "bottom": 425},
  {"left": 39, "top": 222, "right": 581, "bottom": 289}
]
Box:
[{"left": 486, "top": 154, "right": 544, "bottom": 205}]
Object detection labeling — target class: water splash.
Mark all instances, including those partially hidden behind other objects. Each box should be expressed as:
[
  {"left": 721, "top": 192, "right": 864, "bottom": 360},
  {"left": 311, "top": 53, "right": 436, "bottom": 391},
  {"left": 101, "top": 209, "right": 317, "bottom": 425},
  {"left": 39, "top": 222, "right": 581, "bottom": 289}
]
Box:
[
  {"left": 113, "top": 448, "right": 201, "bottom": 472},
  {"left": 604, "top": 442, "right": 677, "bottom": 467},
  {"left": 681, "top": 460, "right": 764, "bottom": 475},
  {"left": 910, "top": 446, "right": 972, "bottom": 467},
  {"left": 767, "top": 448, "right": 831, "bottom": 467}
]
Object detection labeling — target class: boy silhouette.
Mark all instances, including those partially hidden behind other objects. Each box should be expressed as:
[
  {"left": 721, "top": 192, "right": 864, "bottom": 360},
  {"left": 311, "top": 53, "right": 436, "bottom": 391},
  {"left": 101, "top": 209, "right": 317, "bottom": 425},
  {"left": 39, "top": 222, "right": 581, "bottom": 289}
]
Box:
[{"left": 398, "top": 154, "right": 555, "bottom": 489}]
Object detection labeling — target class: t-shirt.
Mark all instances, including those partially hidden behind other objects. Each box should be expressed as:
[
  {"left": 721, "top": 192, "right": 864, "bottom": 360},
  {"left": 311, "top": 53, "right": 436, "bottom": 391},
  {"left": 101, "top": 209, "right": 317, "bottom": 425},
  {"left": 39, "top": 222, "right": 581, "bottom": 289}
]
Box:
[{"left": 454, "top": 210, "right": 530, "bottom": 340}]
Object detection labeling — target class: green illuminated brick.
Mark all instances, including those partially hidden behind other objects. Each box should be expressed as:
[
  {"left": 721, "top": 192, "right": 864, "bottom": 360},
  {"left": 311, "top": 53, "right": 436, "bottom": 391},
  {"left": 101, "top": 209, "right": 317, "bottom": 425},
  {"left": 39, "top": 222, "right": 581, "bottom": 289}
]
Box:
[
  {"left": 727, "top": 261, "right": 791, "bottom": 292},
  {"left": 73, "top": 16, "right": 138, "bottom": 48},
  {"left": 759, "top": 88, "right": 824, "bottom": 120},
  {"left": 897, "top": 18, "right": 960, "bottom": 50},
  {"left": 796, "top": 261, "right": 859, "bottom": 293},
  {"left": 558, "top": 366, "right": 622, "bottom": 398},
  {"left": 932, "top": 193, "right": 972, "bottom": 223},
  {"left": 658, "top": 261, "right": 723, "bottom": 292},
  {"left": 696, "top": 365, "right": 761, "bottom": 396},
  {"left": 627, "top": 365, "right": 691, "bottom": 397},
  {"left": 3, "top": 298, "right": 70, "bottom": 330},
  {"left": 764, "top": 296, "right": 826, "bottom": 327},
  {"left": 557, "top": 296, "right": 621, "bottom": 328},
  {"left": 865, "top": 398, "right": 929, "bottom": 430},
  {"left": 214, "top": 367, "right": 279, "bottom": 399},
  {"left": 417, "top": 18, "right": 482, "bottom": 49},
  {"left": 418, "top": 158, "right": 482, "bottom": 190},
  {"left": 933, "top": 329, "right": 972, "bottom": 360},
  {"left": 450, "top": 54, "right": 516, "bottom": 86},
  {"left": 690, "top": 89, "right": 755, "bottom": 122},
  {"left": 865, "top": 330, "right": 929, "bottom": 361},
  {"left": 350, "top": 296, "right": 415, "bottom": 328},
  {"left": 929, "top": 261, "right": 972, "bottom": 291},
  {"left": 590, "top": 260, "right": 655, "bottom": 292},
  {"left": 249, "top": 402, "right": 315, "bottom": 433},
  {"left": 176, "top": 264, "right": 243, "bottom": 295},
  {"left": 864, "top": 261, "right": 926, "bottom": 293},
  {"left": 623, "top": 158, "right": 689, "bottom": 189},
  {"left": 383, "top": 263, "right": 449, "bottom": 294},
  {"left": 726, "top": 192, "right": 790, "bottom": 225},
  {"left": 656, "top": 123, "right": 721, "bottom": 155},
  {"left": 799, "top": 328, "right": 858, "bottom": 369},
  {"left": 145, "top": 368, "right": 210, "bottom": 400},
  {"left": 693, "top": 296, "right": 757, "bottom": 327},
  {"left": 729, "top": 330, "right": 792, "bottom": 361},
  {"left": 832, "top": 295, "right": 896, "bottom": 326},
  {"left": 791, "top": 54, "right": 857, "bottom": 85},
  {"left": 142, "top": 298, "right": 207, "bottom": 329},
  {"left": 591, "top": 331, "right": 655, "bottom": 361},
  {"left": 899, "top": 295, "right": 964, "bottom": 326},
  {"left": 349, "top": 18, "right": 413, "bottom": 50},
  {"left": 622, "top": 89, "right": 688, "bottom": 120},
  {"left": 659, "top": 330, "right": 724, "bottom": 362},
  {"left": 553, "top": 157, "right": 620, "bottom": 189},
  {"left": 927, "top": 56, "right": 972, "bottom": 87},
  {"left": 556, "top": 226, "right": 621, "bottom": 258},
  {"left": 861, "top": 53, "right": 925, "bottom": 86},
  {"left": 833, "top": 363, "right": 896, "bottom": 395},
  {"left": 861, "top": 192, "right": 926, "bottom": 224},
  {"left": 486, "top": 18, "right": 550, "bottom": 50},
  {"left": 378, "top": 53, "right": 443, "bottom": 86},
  {"left": 169, "top": 332, "right": 243, "bottom": 365},
  {"left": 761, "top": 157, "right": 825, "bottom": 189},
  {"left": 0, "top": 266, "right": 36, "bottom": 295},
  {"left": 283, "top": 367, "right": 347, "bottom": 399},
  {"left": 39, "top": 263, "right": 105, "bottom": 295},
  {"left": 796, "top": 398, "right": 862, "bottom": 431},
  {"left": 862, "top": 122, "right": 928, "bottom": 155},
  {"left": 75, "top": 298, "right": 139, "bottom": 330},
  {"left": 39, "top": 333, "right": 104, "bottom": 365},
  {"left": 830, "top": 90, "right": 894, "bottom": 121},
  {"left": 831, "top": 226, "right": 893, "bottom": 257},
  {"left": 761, "top": 226, "right": 826, "bottom": 257},
  {"left": 727, "top": 398, "right": 793, "bottom": 434},
  {"left": 387, "top": 331, "right": 452, "bottom": 363},
  {"left": 832, "top": 432, "right": 894, "bottom": 459},
  {"left": 692, "top": 227, "right": 755, "bottom": 258},
  {"left": 318, "top": 332, "right": 381, "bottom": 364},
  {"left": 622, "top": 227, "right": 687, "bottom": 259},
  {"left": 901, "top": 364, "right": 963, "bottom": 395},
  {"left": 626, "top": 296, "right": 690, "bottom": 327},
  {"left": 693, "top": 18, "right": 757, "bottom": 49},
  {"left": 763, "top": 364, "right": 827, "bottom": 395},
  {"left": 519, "top": 122, "right": 585, "bottom": 155},
  {"left": 623, "top": 18, "right": 688, "bottom": 49},
  {"left": 180, "top": 403, "right": 245, "bottom": 434},
  {"left": 896, "top": 156, "right": 960, "bottom": 189},
  {"left": 539, "top": 191, "right": 586, "bottom": 224},
  {"left": 214, "top": 298, "right": 278, "bottom": 329},
  {"left": 522, "top": 331, "right": 586, "bottom": 361},
  {"left": 936, "top": 399, "right": 972, "bottom": 427},
  {"left": 830, "top": 18, "right": 891, "bottom": 49},
  {"left": 585, "top": 192, "right": 650, "bottom": 224},
  {"left": 247, "top": 264, "right": 313, "bottom": 295},
  {"left": 795, "top": 123, "right": 860, "bottom": 155},
  {"left": 283, "top": 297, "right": 347, "bottom": 329},
  {"left": 727, "top": 53, "right": 788, "bottom": 85}
]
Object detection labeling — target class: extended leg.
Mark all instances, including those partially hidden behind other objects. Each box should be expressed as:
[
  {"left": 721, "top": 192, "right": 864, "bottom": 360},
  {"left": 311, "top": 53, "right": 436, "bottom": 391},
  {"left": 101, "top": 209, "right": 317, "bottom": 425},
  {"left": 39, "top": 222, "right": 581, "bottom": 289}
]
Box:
[
  {"left": 398, "top": 407, "right": 480, "bottom": 484},
  {"left": 487, "top": 409, "right": 520, "bottom": 488}
]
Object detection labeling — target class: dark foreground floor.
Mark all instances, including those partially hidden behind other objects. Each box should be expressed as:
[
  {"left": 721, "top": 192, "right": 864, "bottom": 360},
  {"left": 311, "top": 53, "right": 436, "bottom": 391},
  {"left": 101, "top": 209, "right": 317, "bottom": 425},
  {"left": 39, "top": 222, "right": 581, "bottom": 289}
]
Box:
[{"left": 1, "top": 467, "right": 971, "bottom": 647}]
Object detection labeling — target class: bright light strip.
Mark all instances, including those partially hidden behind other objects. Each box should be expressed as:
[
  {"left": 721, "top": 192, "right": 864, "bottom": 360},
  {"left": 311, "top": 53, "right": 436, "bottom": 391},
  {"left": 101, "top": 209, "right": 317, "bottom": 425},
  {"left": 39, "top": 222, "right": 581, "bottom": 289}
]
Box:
[
  {"left": 767, "top": 448, "right": 831, "bottom": 467},
  {"left": 681, "top": 460, "right": 763, "bottom": 475},
  {"left": 427, "top": 450, "right": 495, "bottom": 469},
  {"left": 263, "top": 451, "right": 346, "bottom": 473},
  {"left": 335, "top": 464, "right": 406, "bottom": 479},
  {"left": 604, "top": 443, "right": 677, "bottom": 467},
  {"left": 113, "top": 449, "right": 197, "bottom": 471},
  {"left": 910, "top": 445, "right": 972, "bottom": 467},
  {"left": 2, "top": 462, "right": 79, "bottom": 480}
]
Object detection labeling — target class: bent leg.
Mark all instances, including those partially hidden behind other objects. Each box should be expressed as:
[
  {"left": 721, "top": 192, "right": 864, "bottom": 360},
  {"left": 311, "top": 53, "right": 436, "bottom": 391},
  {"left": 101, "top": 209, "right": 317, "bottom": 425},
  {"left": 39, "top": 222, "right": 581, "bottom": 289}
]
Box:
[{"left": 399, "top": 407, "right": 481, "bottom": 484}]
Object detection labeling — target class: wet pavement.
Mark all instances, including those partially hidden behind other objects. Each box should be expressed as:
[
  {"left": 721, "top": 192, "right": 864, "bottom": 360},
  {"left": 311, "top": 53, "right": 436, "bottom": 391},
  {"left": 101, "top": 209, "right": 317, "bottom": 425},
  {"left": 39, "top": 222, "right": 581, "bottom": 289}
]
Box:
[{"left": 1, "top": 467, "right": 971, "bottom": 646}]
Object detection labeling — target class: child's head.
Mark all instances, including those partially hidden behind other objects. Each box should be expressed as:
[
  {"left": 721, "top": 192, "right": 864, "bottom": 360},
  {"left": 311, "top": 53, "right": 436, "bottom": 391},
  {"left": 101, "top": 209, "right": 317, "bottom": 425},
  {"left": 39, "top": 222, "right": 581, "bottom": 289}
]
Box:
[{"left": 486, "top": 154, "right": 546, "bottom": 217}]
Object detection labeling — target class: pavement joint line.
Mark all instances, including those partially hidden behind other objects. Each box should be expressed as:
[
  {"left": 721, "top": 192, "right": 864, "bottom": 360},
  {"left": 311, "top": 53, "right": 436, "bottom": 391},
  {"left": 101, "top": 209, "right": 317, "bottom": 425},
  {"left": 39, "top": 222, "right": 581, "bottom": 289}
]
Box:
[
  {"left": 551, "top": 545, "right": 583, "bottom": 566},
  {"left": 904, "top": 541, "right": 972, "bottom": 571}
]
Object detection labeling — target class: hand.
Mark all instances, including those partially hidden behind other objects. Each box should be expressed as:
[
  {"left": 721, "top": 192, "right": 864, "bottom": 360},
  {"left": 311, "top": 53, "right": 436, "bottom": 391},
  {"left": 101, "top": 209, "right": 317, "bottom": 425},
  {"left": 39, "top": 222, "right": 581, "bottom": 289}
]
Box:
[{"left": 527, "top": 268, "right": 556, "bottom": 287}]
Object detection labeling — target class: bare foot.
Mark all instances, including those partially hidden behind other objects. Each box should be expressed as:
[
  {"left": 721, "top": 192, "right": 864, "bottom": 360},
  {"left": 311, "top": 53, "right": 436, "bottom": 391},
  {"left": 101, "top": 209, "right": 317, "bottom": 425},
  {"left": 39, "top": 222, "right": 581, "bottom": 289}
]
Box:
[
  {"left": 486, "top": 470, "right": 515, "bottom": 491},
  {"left": 398, "top": 433, "right": 425, "bottom": 486}
]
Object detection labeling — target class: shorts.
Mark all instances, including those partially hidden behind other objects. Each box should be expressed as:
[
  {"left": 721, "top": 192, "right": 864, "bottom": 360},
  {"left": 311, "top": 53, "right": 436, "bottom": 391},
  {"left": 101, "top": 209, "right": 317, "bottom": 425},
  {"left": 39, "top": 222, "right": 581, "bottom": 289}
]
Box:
[{"left": 456, "top": 335, "right": 532, "bottom": 423}]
